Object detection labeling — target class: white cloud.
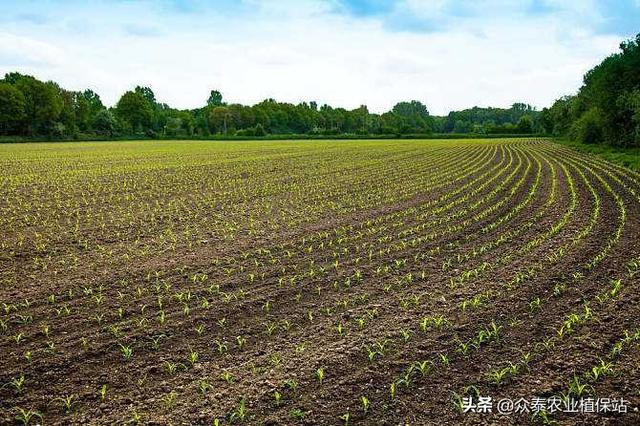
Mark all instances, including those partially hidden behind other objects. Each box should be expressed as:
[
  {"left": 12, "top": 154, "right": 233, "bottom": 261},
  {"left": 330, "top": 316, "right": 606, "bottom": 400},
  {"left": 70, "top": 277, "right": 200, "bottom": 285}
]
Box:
[
  {"left": 0, "top": 2, "right": 625, "bottom": 115},
  {"left": 0, "top": 32, "right": 66, "bottom": 68}
]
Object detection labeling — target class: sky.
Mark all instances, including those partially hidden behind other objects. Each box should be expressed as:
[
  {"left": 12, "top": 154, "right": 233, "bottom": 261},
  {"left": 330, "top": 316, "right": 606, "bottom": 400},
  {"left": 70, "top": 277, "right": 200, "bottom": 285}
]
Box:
[{"left": 0, "top": 0, "right": 638, "bottom": 115}]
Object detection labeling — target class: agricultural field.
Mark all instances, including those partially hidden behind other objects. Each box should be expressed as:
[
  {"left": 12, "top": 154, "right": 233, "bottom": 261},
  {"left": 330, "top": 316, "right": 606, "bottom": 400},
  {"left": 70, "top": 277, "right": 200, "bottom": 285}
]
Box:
[{"left": 0, "top": 138, "right": 639, "bottom": 425}]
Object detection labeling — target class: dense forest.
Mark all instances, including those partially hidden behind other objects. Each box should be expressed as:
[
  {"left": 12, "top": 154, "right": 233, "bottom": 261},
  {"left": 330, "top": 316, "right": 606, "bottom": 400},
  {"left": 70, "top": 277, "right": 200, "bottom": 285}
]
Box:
[
  {"left": 540, "top": 33, "right": 640, "bottom": 147},
  {"left": 435, "top": 103, "right": 537, "bottom": 134},
  {"left": 0, "top": 73, "right": 539, "bottom": 139}
]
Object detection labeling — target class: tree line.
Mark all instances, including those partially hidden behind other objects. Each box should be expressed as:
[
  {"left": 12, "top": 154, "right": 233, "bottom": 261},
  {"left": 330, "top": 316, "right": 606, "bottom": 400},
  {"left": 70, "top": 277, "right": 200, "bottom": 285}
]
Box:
[
  {"left": 7, "top": 32, "right": 637, "bottom": 143},
  {"left": 540, "top": 33, "right": 640, "bottom": 147},
  {"left": 436, "top": 103, "right": 538, "bottom": 134},
  {"left": 0, "top": 72, "right": 543, "bottom": 139}
]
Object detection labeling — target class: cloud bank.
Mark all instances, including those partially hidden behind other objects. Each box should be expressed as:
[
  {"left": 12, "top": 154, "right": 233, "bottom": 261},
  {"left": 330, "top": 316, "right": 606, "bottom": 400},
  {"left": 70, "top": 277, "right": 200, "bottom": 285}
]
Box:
[{"left": 0, "top": 0, "right": 637, "bottom": 115}]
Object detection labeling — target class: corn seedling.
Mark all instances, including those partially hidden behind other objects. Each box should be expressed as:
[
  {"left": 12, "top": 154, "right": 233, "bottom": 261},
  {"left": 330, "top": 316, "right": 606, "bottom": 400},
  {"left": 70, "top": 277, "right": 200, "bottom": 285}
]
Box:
[
  {"left": 99, "top": 384, "right": 107, "bottom": 401},
  {"left": 188, "top": 347, "right": 199, "bottom": 365},
  {"left": 588, "top": 359, "right": 613, "bottom": 381},
  {"left": 119, "top": 344, "right": 133, "bottom": 361},
  {"left": 361, "top": 396, "right": 370, "bottom": 414},
  {"left": 414, "top": 360, "right": 433, "bottom": 376},
  {"left": 53, "top": 394, "right": 78, "bottom": 413},
  {"left": 568, "top": 375, "right": 591, "bottom": 397},
  {"left": 150, "top": 334, "right": 165, "bottom": 350},
  {"left": 236, "top": 335, "right": 246, "bottom": 350},
  {"left": 163, "top": 391, "right": 177, "bottom": 409},
  {"left": 230, "top": 398, "right": 248, "bottom": 422},
  {"left": 198, "top": 379, "right": 212, "bottom": 395},
  {"left": 222, "top": 371, "right": 234, "bottom": 384},
  {"left": 290, "top": 407, "right": 308, "bottom": 420},
  {"left": 164, "top": 361, "right": 184, "bottom": 375},
  {"left": 284, "top": 379, "right": 298, "bottom": 393},
  {"left": 439, "top": 353, "right": 450, "bottom": 366},
  {"left": 14, "top": 408, "right": 42, "bottom": 426},
  {"left": 8, "top": 375, "right": 26, "bottom": 394}
]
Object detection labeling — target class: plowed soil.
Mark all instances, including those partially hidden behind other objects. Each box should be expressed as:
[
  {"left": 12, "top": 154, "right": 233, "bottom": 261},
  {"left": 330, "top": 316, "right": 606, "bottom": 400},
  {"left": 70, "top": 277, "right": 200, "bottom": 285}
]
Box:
[{"left": 0, "top": 138, "right": 638, "bottom": 425}]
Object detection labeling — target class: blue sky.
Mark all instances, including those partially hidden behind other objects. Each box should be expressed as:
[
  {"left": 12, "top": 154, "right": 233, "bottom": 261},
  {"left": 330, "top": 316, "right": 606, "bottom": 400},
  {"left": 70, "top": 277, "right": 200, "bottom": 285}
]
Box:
[
  {"left": 338, "top": 0, "right": 639, "bottom": 34},
  {"left": 0, "top": 0, "right": 637, "bottom": 114}
]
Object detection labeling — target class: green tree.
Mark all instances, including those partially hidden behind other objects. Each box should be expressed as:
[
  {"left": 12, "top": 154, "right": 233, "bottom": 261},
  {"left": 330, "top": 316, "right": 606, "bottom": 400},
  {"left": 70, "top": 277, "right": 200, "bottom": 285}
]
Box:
[
  {"left": 254, "top": 123, "right": 266, "bottom": 136},
  {"left": 75, "top": 89, "right": 105, "bottom": 132},
  {"left": 57, "top": 89, "right": 78, "bottom": 137},
  {"left": 134, "top": 86, "right": 157, "bottom": 104},
  {"left": 207, "top": 90, "right": 223, "bottom": 107},
  {"left": 571, "top": 107, "right": 605, "bottom": 144},
  {"left": 93, "top": 110, "right": 117, "bottom": 136},
  {"left": 546, "top": 33, "right": 640, "bottom": 146},
  {"left": 164, "top": 116, "right": 182, "bottom": 137},
  {"left": 617, "top": 89, "right": 640, "bottom": 145},
  {"left": 7, "top": 74, "right": 63, "bottom": 135},
  {"left": 353, "top": 105, "right": 369, "bottom": 134},
  {"left": 208, "top": 106, "right": 231, "bottom": 133},
  {"left": 453, "top": 120, "right": 472, "bottom": 133},
  {"left": 516, "top": 115, "right": 533, "bottom": 133},
  {"left": 115, "top": 91, "right": 154, "bottom": 133},
  {"left": 392, "top": 100, "right": 433, "bottom": 133},
  {"left": 0, "top": 82, "right": 26, "bottom": 134}
]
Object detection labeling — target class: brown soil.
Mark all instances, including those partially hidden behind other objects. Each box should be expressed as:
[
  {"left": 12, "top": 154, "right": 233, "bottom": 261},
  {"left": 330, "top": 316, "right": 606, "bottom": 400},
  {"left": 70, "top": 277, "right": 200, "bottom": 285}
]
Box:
[{"left": 0, "top": 139, "right": 638, "bottom": 426}]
